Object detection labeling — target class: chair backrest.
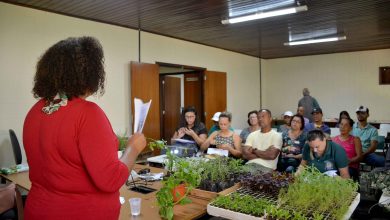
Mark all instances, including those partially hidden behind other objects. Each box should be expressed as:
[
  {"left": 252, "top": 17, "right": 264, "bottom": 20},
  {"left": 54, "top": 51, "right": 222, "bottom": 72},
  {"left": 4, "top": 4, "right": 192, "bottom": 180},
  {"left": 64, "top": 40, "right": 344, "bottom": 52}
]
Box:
[
  {"left": 379, "top": 123, "right": 390, "bottom": 136},
  {"left": 8, "top": 129, "right": 22, "bottom": 165},
  {"left": 233, "top": 129, "right": 242, "bottom": 135},
  {"left": 330, "top": 127, "right": 340, "bottom": 137}
]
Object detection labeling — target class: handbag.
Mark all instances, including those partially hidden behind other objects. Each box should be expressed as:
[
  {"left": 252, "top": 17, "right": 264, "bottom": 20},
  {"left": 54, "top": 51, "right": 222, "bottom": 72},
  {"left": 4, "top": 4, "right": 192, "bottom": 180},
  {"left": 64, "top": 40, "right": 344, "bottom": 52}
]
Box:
[{"left": 0, "top": 183, "right": 15, "bottom": 214}]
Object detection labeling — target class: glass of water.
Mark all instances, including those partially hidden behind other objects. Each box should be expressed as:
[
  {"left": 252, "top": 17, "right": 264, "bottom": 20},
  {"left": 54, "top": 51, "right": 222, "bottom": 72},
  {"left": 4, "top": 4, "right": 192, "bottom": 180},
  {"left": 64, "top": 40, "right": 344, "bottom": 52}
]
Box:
[{"left": 129, "top": 198, "right": 141, "bottom": 216}]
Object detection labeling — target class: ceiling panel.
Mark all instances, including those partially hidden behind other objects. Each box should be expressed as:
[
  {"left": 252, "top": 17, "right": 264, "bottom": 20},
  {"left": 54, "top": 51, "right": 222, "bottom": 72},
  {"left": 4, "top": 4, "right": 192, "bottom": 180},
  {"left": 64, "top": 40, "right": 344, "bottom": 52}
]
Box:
[{"left": 3, "top": 0, "right": 390, "bottom": 58}]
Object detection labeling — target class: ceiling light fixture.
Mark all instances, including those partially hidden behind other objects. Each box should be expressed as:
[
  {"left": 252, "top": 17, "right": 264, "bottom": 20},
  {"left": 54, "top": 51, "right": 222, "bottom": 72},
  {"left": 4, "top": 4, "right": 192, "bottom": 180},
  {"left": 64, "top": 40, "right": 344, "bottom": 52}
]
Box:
[
  {"left": 284, "top": 35, "right": 347, "bottom": 46},
  {"left": 221, "top": 5, "right": 308, "bottom": 24}
]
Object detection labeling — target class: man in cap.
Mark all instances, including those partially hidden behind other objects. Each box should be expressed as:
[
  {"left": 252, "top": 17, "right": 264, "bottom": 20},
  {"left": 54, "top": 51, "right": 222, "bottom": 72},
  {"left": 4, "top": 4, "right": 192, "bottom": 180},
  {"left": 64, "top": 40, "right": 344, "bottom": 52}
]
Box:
[
  {"left": 304, "top": 107, "right": 330, "bottom": 136},
  {"left": 297, "top": 88, "right": 320, "bottom": 122},
  {"left": 352, "top": 106, "right": 384, "bottom": 167},
  {"left": 277, "top": 111, "right": 293, "bottom": 133}
]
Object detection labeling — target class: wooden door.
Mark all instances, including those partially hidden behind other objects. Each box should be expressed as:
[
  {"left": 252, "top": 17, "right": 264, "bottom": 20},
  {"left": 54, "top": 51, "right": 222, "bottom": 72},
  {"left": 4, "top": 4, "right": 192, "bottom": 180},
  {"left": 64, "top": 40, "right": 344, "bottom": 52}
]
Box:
[
  {"left": 184, "top": 73, "right": 203, "bottom": 121},
  {"left": 161, "top": 76, "right": 181, "bottom": 145},
  {"left": 130, "top": 62, "right": 160, "bottom": 149},
  {"left": 203, "top": 70, "right": 227, "bottom": 130}
]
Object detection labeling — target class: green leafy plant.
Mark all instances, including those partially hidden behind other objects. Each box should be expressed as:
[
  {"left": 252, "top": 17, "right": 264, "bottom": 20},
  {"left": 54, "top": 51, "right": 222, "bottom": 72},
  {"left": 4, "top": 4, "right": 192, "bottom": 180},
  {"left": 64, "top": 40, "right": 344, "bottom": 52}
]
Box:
[
  {"left": 156, "top": 158, "right": 202, "bottom": 220},
  {"left": 148, "top": 139, "right": 202, "bottom": 220},
  {"left": 116, "top": 132, "right": 128, "bottom": 151}
]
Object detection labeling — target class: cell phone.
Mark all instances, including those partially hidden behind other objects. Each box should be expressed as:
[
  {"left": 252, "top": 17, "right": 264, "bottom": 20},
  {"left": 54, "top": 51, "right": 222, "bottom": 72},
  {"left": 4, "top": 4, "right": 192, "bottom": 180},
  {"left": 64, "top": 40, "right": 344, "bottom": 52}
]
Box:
[{"left": 138, "top": 168, "right": 150, "bottom": 175}]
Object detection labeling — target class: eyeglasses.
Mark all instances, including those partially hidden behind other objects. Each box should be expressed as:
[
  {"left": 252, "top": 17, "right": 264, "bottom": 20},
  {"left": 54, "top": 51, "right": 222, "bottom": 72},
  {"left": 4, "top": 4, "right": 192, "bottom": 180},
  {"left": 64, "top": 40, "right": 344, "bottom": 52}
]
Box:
[{"left": 291, "top": 119, "right": 301, "bottom": 123}]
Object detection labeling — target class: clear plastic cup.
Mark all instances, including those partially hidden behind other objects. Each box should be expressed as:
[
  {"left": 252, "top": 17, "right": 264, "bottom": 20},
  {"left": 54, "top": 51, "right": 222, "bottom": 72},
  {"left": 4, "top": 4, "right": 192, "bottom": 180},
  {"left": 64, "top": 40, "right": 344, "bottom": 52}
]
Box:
[{"left": 129, "top": 198, "right": 141, "bottom": 216}]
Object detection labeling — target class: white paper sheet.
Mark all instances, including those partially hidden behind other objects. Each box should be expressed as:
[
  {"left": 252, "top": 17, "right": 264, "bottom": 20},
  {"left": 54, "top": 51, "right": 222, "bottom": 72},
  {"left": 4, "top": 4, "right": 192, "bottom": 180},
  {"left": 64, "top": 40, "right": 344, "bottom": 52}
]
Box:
[
  {"left": 207, "top": 148, "right": 229, "bottom": 157},
  {"left": 172, "top": 138, "right": 196, "bottom": 144},
  {"left": 133, "top": 98, "right": 152, "bottom": 133}
]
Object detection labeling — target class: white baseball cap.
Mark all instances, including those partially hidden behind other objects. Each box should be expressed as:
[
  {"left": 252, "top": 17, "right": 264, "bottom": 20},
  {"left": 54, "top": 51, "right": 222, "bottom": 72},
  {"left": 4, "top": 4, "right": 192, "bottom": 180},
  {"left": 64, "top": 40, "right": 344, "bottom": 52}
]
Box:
[
  {"left": 211, "top": 112, "right": 221, "bottom": 121},
  {"left": 283, "top": 111, "right": 294, "bottom": 117}
]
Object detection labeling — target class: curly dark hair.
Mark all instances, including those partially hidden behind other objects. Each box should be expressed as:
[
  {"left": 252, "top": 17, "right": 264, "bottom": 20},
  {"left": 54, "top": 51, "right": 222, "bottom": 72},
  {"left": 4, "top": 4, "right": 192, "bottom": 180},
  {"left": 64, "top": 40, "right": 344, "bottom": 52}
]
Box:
[{"left": 33, "top": 36, "right": 105, "bottom": 101}]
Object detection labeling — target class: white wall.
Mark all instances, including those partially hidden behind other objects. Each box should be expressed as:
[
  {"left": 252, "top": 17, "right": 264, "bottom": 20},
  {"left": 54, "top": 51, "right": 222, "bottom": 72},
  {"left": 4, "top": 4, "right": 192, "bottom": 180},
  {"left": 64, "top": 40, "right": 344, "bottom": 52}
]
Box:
[
  {"left": 0, "top": 3, "right": 260, "bottom": 166},
  {"left": 261, "top": 49, "right": 390, "bottom": 121}
]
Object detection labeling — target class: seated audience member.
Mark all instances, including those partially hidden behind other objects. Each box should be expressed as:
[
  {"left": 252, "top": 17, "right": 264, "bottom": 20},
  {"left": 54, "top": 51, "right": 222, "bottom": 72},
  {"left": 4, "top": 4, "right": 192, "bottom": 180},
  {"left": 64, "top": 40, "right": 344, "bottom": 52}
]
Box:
[
  {"left": 278, "top": 111, "right": 293, "bottom": 133},
  {"left": 297, "top": 106, "right": 310, "bottom": 127},
  {"left": 335, "top": 110, "right": 351, "bottom": 128},
  {"left": 332, "top": 118, "right": 362, "bottom": 180},
  {"left": 201, "top": 112, "right": 242, "bottom": 158},
  {"left": 279, "top": 114, "right": 307, "bottom": 173},
  {"left": 208, "top": 112, "right": 234, "bottom": 135},
  {"left": 304, "top": 108, "right": 331, "bottom": 137},
  {"left": 240, "top": 110, "right": 260, "bottom": 143},
  {"left": 352, "top": 106, "right": 385, "bottom": 167},
  {"left": 298, "top": 130, "right": 350, "bottom": 179},
  {"left": 172, "top": 106, "right": 207, "bottom": 147},
  {"left": 242, "top": 109, "right": 282, "bottom": 173}
]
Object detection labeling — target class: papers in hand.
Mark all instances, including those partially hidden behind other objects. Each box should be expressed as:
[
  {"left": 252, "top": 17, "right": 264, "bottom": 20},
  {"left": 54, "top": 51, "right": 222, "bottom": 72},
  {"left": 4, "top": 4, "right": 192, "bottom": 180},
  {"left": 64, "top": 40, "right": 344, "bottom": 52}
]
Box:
[
  {"left": 172, "top": 138, "right": 196, "bottom": 144},
  {"left": 133, "top": 98, "right": 152, "bottom": 133},
  {"left": 207, "top": 148, "right": 229, "bottom": 157},
  {"left": 324, "top": 170, "right": 338, "bottom": 177}
]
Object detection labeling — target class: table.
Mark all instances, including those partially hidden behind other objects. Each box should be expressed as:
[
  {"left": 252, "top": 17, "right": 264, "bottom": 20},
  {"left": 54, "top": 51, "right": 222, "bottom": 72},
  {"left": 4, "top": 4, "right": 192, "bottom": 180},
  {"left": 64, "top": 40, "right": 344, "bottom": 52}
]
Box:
[{"left": 1, "top": 164, "right": 209, "bottom": 220}]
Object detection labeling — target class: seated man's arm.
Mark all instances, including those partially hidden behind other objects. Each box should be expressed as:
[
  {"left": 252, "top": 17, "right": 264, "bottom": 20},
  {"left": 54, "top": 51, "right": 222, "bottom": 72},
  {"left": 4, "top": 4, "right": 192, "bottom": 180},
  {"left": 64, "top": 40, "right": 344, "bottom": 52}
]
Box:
[
  {"left": 363, "top": 140, "right": 378, "bottom": 156},
  {"left": 295, "top": 159, "right": 308, "bottom": 176},
  {"left": 338, "top": 167, "right": 350, "bottom": 179},
  {"left": 242, "top": 145, "right": 257, "bottom": 160},
  {"left": 252, "top": 146, "right": 280, "bottom": 160},
  {"left": 363, "top": 129, "right": 379, "bottom": 156}
]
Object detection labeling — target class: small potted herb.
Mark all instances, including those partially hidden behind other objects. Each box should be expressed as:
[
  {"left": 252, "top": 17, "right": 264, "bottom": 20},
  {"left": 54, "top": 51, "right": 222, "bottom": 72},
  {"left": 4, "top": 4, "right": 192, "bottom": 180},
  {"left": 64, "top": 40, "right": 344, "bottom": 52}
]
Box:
[{"left": 148, "top": 139, "right": 202, "bottom": 220}]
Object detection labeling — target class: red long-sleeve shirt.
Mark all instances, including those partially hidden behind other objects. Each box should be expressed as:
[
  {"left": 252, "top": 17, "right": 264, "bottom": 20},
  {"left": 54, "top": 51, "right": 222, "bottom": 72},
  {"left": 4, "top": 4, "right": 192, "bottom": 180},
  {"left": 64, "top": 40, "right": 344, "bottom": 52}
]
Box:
[{"left": 23, "top": 98, "right": 129, "bottom": 220}]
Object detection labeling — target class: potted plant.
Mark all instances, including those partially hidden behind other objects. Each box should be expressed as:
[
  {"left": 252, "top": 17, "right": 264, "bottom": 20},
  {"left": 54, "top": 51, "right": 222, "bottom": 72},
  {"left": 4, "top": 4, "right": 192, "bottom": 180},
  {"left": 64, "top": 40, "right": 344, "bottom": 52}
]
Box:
[
  {"left": 155, "top": 158, "right": 202, "bottom": 220},
  {"left": 148, "top": 139, "right": 202, "bottom": 220}
]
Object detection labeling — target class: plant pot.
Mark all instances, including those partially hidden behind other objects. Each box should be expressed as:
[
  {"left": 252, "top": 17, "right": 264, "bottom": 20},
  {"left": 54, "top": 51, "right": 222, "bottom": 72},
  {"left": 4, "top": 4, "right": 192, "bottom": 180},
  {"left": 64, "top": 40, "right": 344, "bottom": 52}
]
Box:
[{"left": 172, "top": 184, "right": 186, "bottom": 202}]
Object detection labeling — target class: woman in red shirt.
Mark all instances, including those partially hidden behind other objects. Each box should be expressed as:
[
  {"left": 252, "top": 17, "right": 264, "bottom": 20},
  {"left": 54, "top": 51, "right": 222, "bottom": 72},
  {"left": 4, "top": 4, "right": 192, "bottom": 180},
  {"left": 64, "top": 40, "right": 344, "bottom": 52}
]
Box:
[{"left": 23, "top": 36, "right": 146, "bottom": 219}]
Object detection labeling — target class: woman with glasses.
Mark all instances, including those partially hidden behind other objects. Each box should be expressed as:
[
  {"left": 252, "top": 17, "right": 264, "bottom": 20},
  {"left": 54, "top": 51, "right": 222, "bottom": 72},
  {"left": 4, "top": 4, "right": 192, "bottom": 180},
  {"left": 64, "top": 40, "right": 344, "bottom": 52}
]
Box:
[
  {"left": 278, "top": 114, "right": 307, "bottom": 172},
  {"left": 239, "top": 110, "right": 260, "bottom": 143},
  {"left": 171, "top": 106, "right": 207, "bottom": 147}
]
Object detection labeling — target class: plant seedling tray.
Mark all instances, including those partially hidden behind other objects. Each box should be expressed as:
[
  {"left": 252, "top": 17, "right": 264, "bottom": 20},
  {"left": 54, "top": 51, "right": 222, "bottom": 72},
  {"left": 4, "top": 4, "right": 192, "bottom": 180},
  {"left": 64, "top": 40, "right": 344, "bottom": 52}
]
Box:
[{"left": 207, "top": 187, "right": 360, "bottom": 220}]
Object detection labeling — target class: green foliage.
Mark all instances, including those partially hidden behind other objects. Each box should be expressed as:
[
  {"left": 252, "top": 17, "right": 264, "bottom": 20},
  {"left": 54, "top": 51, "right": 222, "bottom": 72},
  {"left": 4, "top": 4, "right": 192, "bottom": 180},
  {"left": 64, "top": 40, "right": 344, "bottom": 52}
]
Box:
[
  {"left": 189, "top": 157, "right": 246, "bottom": 192},
  {"left": 211, "top": 193, "right": 310, "bottom": 219},
  {"left": 278, "top": 166, "right": 358, "bottom": 220},
  {"left": 361, "top": 169, "right": 390, "bottom": 192},
  {"left": 116, "top": 132, "right": 128, "bottom": 151},
  {"left": 212, "top": 193, "right": 273, "bottom": 217},
  {"left": 150, "top": 139, "right": 202, "bottom": 220}
]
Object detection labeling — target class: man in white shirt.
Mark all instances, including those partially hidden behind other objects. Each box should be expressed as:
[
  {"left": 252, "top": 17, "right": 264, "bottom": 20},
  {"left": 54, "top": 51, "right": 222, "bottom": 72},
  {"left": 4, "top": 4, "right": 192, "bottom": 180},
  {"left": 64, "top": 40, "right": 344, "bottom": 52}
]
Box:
[{"left": 242, "top": 109, "right": 282, "bottom": 172}]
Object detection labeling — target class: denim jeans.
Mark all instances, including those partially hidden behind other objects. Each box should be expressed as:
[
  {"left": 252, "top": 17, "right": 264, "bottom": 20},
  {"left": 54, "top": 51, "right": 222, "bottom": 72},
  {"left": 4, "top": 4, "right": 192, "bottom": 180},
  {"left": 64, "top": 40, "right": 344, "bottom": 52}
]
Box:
[{"left": 363, "top": 153, "right": 385, "bottom": 167}]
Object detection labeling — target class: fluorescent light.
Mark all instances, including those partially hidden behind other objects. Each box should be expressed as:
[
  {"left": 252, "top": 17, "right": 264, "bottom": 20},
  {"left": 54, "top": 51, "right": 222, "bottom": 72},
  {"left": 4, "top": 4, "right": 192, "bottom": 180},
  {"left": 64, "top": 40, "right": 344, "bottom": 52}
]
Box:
[
  {"left": 284, "top": 36, "right": 347, "bottom": 46},
  {"left": 221, "top": 5, "right": 307, "bottom": 24}
]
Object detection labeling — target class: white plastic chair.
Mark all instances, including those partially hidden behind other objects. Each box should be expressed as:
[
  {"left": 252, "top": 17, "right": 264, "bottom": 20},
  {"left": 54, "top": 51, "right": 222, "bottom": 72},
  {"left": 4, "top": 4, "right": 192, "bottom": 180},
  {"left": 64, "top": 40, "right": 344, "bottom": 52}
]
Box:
[
  {"left": 330, "top": 127, "right": 340, "bottom": 138},
  {"left": 379, "top": 124, "right": 390, "bottom": 136}
]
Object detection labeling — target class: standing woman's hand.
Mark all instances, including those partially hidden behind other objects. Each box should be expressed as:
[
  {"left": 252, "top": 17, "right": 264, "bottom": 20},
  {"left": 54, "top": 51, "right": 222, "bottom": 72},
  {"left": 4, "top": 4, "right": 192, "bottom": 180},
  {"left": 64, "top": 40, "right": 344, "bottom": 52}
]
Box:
[
  {"left": 120, "top": 133, "right": 146, "bottom": 170},
  {"left": 127, "top": 133, "right": 147, "bottom": 154}
]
